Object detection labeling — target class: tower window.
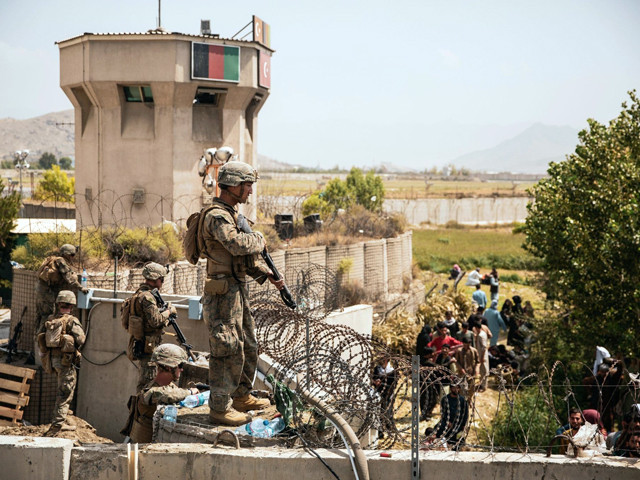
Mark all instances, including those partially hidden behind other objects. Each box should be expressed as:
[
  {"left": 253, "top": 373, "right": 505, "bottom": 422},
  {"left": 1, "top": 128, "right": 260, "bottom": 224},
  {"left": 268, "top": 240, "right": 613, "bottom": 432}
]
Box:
[
  {"left": 193, "top": 87, "right": 221, "bottom": 105},
  {"left": 123, "top": 85, "right": 154, "bottom": 103}
]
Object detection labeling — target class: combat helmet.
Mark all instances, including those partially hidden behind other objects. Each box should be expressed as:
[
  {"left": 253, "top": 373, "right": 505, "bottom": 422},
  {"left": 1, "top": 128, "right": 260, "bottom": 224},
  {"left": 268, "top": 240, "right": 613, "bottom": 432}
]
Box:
[
  {"left": 217, "top": 161, "right": 258, "bottom": 187},
  {"left": 150, "top": 344, "right": 187, "bottom": 368},
  {"left": 56, "top": 290, "right": 76, "bottom": 305},
  {"left": 142, "top": 262, "right": 167, "bottom": 280},
  {"left": 60, "top": 244, "right": 76, "bottom": 256}
]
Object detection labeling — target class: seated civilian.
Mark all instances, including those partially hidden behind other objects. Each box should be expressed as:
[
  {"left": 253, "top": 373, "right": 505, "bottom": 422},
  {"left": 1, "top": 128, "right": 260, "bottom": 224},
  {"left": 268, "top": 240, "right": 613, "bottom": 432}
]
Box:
[{"left": 428, "top": 321, "right": 463, "bottom": 353}]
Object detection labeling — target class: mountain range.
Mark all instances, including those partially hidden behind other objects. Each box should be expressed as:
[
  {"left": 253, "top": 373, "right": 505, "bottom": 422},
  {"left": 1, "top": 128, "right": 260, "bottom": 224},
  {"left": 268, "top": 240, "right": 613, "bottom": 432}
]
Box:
[
  {"left": 450, "top": 123, "right": 580, "bottom": 174},
  {"left": 0, "top": 110, "right": 579, "bottom": 174}
]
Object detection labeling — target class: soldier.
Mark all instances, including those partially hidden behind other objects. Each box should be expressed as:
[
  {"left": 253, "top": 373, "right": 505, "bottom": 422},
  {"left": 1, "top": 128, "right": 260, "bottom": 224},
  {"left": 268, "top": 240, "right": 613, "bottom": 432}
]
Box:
[
  {"left": 122, "top": 343, "right": 198, "bottom": 443},
  {"left": 36, "top": 290, "right": 86, "bottom": 436},
  {"left": 199, "top": 161, "right": 284, "bottom": 426},
  {"left": 35, "top": 244, "right": 87, "bottom": 333},
  {"left": 125, "top": 262, "right": 176, "bottom": 392}
]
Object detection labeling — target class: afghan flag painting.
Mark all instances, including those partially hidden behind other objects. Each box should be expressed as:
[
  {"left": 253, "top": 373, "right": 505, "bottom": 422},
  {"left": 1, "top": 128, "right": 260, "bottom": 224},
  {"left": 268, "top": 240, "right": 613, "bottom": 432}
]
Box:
[{"left": 192, "top": 43, "right": 240, "bottom": 82}]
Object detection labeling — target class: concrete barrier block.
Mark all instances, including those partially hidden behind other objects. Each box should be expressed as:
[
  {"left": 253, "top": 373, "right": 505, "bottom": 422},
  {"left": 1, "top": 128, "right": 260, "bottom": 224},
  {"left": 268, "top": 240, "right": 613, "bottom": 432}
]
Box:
[
  {"left": 0, "top": 435, "right": 73, "bottom": 480},
  {"left": 70, "top": 444, "right": 128, "bottom": 480}
]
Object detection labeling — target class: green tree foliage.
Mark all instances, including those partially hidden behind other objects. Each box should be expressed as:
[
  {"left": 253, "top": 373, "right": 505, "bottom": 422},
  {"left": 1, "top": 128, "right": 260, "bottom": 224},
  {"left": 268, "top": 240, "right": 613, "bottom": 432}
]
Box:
[
  {"left": 345, "top": 167, "right": 384, "bottom": 212},
  {"left": 38, "top": 152, "right": 58, "bottom": 170},
  {"left": 0, "top": 160, "right": 14, "bottom": 169},
  {"left": 302, "top": 168, "right": 385, "bottom": 218},
  {"left": 0, "top": 179, "right": 20, "bottom": 294},
  {"left": 33, "top": 165, "right": 75, "bottom": 202},
  {"left": 58, "top": 157, "right": 73, "bottom": 169},
  {"left": 524, "top": 91, "right": 640, "bottom": 358}
]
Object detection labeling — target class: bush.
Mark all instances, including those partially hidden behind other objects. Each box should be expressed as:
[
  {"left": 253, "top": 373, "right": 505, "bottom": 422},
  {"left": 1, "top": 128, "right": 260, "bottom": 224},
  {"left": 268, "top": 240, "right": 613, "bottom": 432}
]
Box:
[
  {"left": 483, "top": 385, "right": 557, "bottom": 451},
  {"left": 12, "top": 224, "right": 182, "bottom": 270}
]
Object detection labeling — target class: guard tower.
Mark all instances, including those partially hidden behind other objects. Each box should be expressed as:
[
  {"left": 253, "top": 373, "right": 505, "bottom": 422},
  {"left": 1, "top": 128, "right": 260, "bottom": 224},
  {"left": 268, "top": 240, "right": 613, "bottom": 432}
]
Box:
[{"left": 57, "top": 17, "right": 273, "bottom": 227}]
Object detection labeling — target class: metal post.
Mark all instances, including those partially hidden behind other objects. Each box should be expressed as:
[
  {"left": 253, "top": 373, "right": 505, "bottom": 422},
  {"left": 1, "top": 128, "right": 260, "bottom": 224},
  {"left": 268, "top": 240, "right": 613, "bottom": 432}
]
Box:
[
  {"left": 411, "top": 355, "right": 420, "bottom": 480},
  {"left": 113, "top": 255, "right": 118, "bottom": 318}
]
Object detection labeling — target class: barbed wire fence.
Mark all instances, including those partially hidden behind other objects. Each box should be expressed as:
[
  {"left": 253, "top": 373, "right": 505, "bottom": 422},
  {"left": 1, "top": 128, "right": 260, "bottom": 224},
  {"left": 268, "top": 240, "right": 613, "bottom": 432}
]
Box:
[{"left": 12, "top": 192, "right": 640, "bottom": 457}]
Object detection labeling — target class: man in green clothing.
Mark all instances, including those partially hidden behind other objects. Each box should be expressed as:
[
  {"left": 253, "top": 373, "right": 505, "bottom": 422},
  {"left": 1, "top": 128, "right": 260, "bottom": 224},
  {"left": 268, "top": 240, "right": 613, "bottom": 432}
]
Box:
[
  {"left": 37, "top": 290, "right": 86, "bottom": 436},
  {"left": 124, "top": 344, "right": 199, "bottom": 443},
  {"left": 125, "top": 262, "right": 176, "bottom": 392},
  {"left": 199, "top": 160, "right": 284, "bottom": 426}
]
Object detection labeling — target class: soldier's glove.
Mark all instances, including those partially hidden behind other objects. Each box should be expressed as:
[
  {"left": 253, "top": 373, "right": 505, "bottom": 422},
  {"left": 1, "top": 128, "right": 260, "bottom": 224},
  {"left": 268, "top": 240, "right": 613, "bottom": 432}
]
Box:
[
  {"left": 81, "top": 287, "right": 89, "bottom": 294},
  {"left": 167, "top": 302, "right": 177, "bottom": 316}
]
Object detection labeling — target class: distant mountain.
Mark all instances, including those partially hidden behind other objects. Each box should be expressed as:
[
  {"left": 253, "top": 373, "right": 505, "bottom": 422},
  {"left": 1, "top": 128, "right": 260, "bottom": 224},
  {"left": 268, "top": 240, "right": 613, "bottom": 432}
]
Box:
[
  {"left": 0, "top": 110, "right": 75, "bottom": 162},
  {"left": 450, "top": 123, "right": 580, "bottom": 174}
]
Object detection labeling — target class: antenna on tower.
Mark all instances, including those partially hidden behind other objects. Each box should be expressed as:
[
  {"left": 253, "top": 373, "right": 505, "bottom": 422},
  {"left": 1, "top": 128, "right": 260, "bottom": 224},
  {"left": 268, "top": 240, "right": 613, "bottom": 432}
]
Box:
[{"left": 157, "top": 0, "right": 162, "bottom": 29}]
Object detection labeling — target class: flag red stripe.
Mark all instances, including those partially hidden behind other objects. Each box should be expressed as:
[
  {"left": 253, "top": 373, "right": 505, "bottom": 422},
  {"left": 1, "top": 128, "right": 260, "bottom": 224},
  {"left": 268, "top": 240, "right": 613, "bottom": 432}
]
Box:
[{"left": 208, "top": 45, "right": 225, "bottom": 79}]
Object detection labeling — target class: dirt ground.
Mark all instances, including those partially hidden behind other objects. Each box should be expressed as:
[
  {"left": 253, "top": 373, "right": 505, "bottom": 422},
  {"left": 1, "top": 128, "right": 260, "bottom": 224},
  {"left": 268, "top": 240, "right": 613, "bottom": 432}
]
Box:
[{"left": 0, "top": 414, "right": 113, "bottom": 445}]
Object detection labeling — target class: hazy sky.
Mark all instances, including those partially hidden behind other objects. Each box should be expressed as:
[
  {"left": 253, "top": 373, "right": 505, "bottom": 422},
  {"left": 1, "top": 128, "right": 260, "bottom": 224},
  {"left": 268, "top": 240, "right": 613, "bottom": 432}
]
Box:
[{"left": 1, "top": 0, "right": 639, "bottom": 169}]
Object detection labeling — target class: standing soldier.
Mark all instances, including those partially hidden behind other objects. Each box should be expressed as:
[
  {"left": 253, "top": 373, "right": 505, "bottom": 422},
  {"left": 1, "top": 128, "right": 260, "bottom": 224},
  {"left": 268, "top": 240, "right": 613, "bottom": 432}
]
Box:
[
  {"left": 35, "top": 244, "right": 87, "bottom": 332},
  {"left": 36, "top": 290, "right": 85, "bottom": 436},
  {"left": 125, "top": 262, "right": 176, "bottom": 392},
  {"left": 122, "top": 344, "right": 198, "bottom": 443},
  {"left": 199, "top": 161, "right": 283, "bottom": 426}
]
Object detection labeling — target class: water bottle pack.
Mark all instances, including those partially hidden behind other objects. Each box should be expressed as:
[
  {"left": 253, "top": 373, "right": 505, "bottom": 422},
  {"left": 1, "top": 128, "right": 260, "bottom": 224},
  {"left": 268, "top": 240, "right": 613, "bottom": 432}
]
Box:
[
  {"left": 179, "top": 390, "right": 210, "bottom": 408},
  {"left": 236, "top": 416, "right": 285, "bottom": 438}
]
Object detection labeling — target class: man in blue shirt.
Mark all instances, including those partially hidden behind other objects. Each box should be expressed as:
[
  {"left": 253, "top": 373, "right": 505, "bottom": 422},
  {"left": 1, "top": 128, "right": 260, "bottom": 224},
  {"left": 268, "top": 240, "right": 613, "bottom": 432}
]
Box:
[
  {"left": 472, "top": 284, "right": 487, "bottom": 309},
  {"left": 484, "top": 300, "right": 507, "bottom": 346}
]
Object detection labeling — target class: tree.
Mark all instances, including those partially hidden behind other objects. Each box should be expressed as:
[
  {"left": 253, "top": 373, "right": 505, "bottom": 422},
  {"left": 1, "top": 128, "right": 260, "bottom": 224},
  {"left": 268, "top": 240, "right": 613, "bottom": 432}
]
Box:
[
  {"left": 38, "top": 152, "right": 58, "bottom": 170},
  {"left": 345, "top": 167, "right": 385, "bottom": 212},
  {"left": 58, "top": 157, "right": 73, "bottom": 169},
  {"left": 33, "top": 165, "right": 75, "bottom": 202},
  {"left": 524, "top": 90, "right": 640, "bottom": 358},
  {"left": 0, "top": 179, "right": 20, "bottom": 300}
]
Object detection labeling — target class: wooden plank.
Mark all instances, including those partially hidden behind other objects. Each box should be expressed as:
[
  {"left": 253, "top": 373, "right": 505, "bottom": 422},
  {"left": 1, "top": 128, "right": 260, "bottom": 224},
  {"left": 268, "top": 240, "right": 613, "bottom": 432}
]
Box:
[
  {"left": 0, "top": 364, "right": 36, "bottom": 380},
  {"left": 0, "top": 378, "right": 29, "bottom": 395},
  {"left": 0, "top": 391, "right": 29, "bottom": 407},
  {"left": 0, "top": 405, "right": 23, "bottom": 421},
  {"left": 0, "top": 418, "right": 15, "bottom": 426}
]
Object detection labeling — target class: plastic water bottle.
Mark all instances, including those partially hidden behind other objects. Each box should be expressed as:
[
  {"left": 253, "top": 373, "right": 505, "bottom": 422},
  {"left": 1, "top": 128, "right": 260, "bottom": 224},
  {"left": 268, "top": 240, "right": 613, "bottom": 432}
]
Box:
[
  {"left": 179, "top": 390, "right": 210, "bottom": 408},
  {"left": 81, "top": 269, "right": 88, "bottom": 288},
  {"left": 268, "top": 416, "right": 286, "bottom": 436},
  {"left": 163, "top": 405, "right": 177, "bottom": 422},
  {"left": 238, "top": 417, "right": 286, "bottom": 438}
]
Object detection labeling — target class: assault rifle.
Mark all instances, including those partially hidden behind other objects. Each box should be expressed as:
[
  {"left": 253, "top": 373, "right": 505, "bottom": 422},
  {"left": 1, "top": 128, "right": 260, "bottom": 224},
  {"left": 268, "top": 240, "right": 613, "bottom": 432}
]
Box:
[
  {"left": 237, "top": 214, "right": 297, "bottom": 310},
  {"left": 6, "top": 306, "right": 27, "bottom": 364},
  {"left": 150, "top": 289, "right": 196, "bottom": 362}
]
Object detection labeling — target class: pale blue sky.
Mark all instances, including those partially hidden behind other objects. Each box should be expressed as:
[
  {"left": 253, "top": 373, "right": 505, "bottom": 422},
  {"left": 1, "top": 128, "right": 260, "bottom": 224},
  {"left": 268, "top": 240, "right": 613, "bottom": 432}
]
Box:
[{"left": 1, "top": 0, "right": 638, "bottom": 169}]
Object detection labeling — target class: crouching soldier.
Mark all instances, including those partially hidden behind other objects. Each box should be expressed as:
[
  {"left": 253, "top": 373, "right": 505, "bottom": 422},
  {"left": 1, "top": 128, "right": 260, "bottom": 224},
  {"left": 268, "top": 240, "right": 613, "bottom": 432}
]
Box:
[
  {"left": 121, "top": 344, "right": 199, "bottom": 443},
  {"left": 36, "top": 290, "right": 85, "bottom": 436}
]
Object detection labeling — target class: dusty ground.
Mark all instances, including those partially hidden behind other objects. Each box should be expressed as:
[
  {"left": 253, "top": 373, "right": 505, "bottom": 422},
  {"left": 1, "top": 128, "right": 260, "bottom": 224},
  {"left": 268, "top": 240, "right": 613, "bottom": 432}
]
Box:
[{"left": 0, "top": 414, "right": 113, "bottom": 445}]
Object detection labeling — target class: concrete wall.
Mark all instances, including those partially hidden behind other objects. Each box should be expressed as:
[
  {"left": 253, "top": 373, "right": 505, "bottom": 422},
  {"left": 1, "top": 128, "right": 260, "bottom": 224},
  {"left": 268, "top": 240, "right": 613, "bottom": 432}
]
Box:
[
  {"left": 2, "top": 440, "right": 639, "bottom": 480},
  {"left": 385, "top": 197, "right": 531, "bottom": 226}
]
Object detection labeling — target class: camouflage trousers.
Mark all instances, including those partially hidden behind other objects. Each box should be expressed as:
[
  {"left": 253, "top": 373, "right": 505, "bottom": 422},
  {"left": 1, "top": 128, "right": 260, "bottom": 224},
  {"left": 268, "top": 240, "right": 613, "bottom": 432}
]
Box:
[
  {"left": 203, "top": 282, "right": 257, "bottom": 413},
  {"left": 50, "top": 355, "right": 77, "bottom": 427}
]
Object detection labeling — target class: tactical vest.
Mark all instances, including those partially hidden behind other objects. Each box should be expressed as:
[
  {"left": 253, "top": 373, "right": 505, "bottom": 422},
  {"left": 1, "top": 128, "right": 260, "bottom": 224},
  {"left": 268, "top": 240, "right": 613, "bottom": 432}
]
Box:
[
  {"left": 129, "top": 394, "right": 157, "bottom": 443},
  {"left": 200, "top": 202, "right": 248, "bottom": 278}
]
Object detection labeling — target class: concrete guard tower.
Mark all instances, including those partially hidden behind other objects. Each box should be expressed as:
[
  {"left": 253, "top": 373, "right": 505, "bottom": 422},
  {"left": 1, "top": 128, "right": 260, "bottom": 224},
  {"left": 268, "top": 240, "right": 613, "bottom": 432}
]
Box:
[{"left": 57, "top": 18, "right": 273, "bottom": 228}]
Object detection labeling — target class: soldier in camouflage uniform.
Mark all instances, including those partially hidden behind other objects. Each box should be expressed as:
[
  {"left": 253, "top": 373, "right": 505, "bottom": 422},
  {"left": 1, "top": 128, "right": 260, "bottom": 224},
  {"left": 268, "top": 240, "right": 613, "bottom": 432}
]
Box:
[
  {"left": 123, "top": 343, "right": 198, "bottom": 443},
  {"left": 37, "top": 290, "right": 86, "bottom": 436},
  {"left": 35, "top": 244, "right": 88, "bottom": 333},
  {"left": 200, "top": 161, "right": 284, "bottom": 426},
  {"left": 127, "top": 262, "right": 176, "bottom": 392}
]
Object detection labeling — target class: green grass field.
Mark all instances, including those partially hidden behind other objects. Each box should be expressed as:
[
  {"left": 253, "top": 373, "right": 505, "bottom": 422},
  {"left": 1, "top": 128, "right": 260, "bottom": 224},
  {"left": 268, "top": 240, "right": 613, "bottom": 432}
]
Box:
[{"left": 412, "top": 227, "right": 540, "bottom": 273}]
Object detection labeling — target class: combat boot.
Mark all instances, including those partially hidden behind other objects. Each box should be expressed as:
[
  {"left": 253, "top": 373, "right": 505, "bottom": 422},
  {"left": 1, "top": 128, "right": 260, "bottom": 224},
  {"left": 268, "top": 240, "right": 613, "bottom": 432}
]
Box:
[
  {"left": 209, "top": 408, "right": 252, "bottom": 426},
  {"left": 232, "top": 394, "right": 270, "bottom": 412}
]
